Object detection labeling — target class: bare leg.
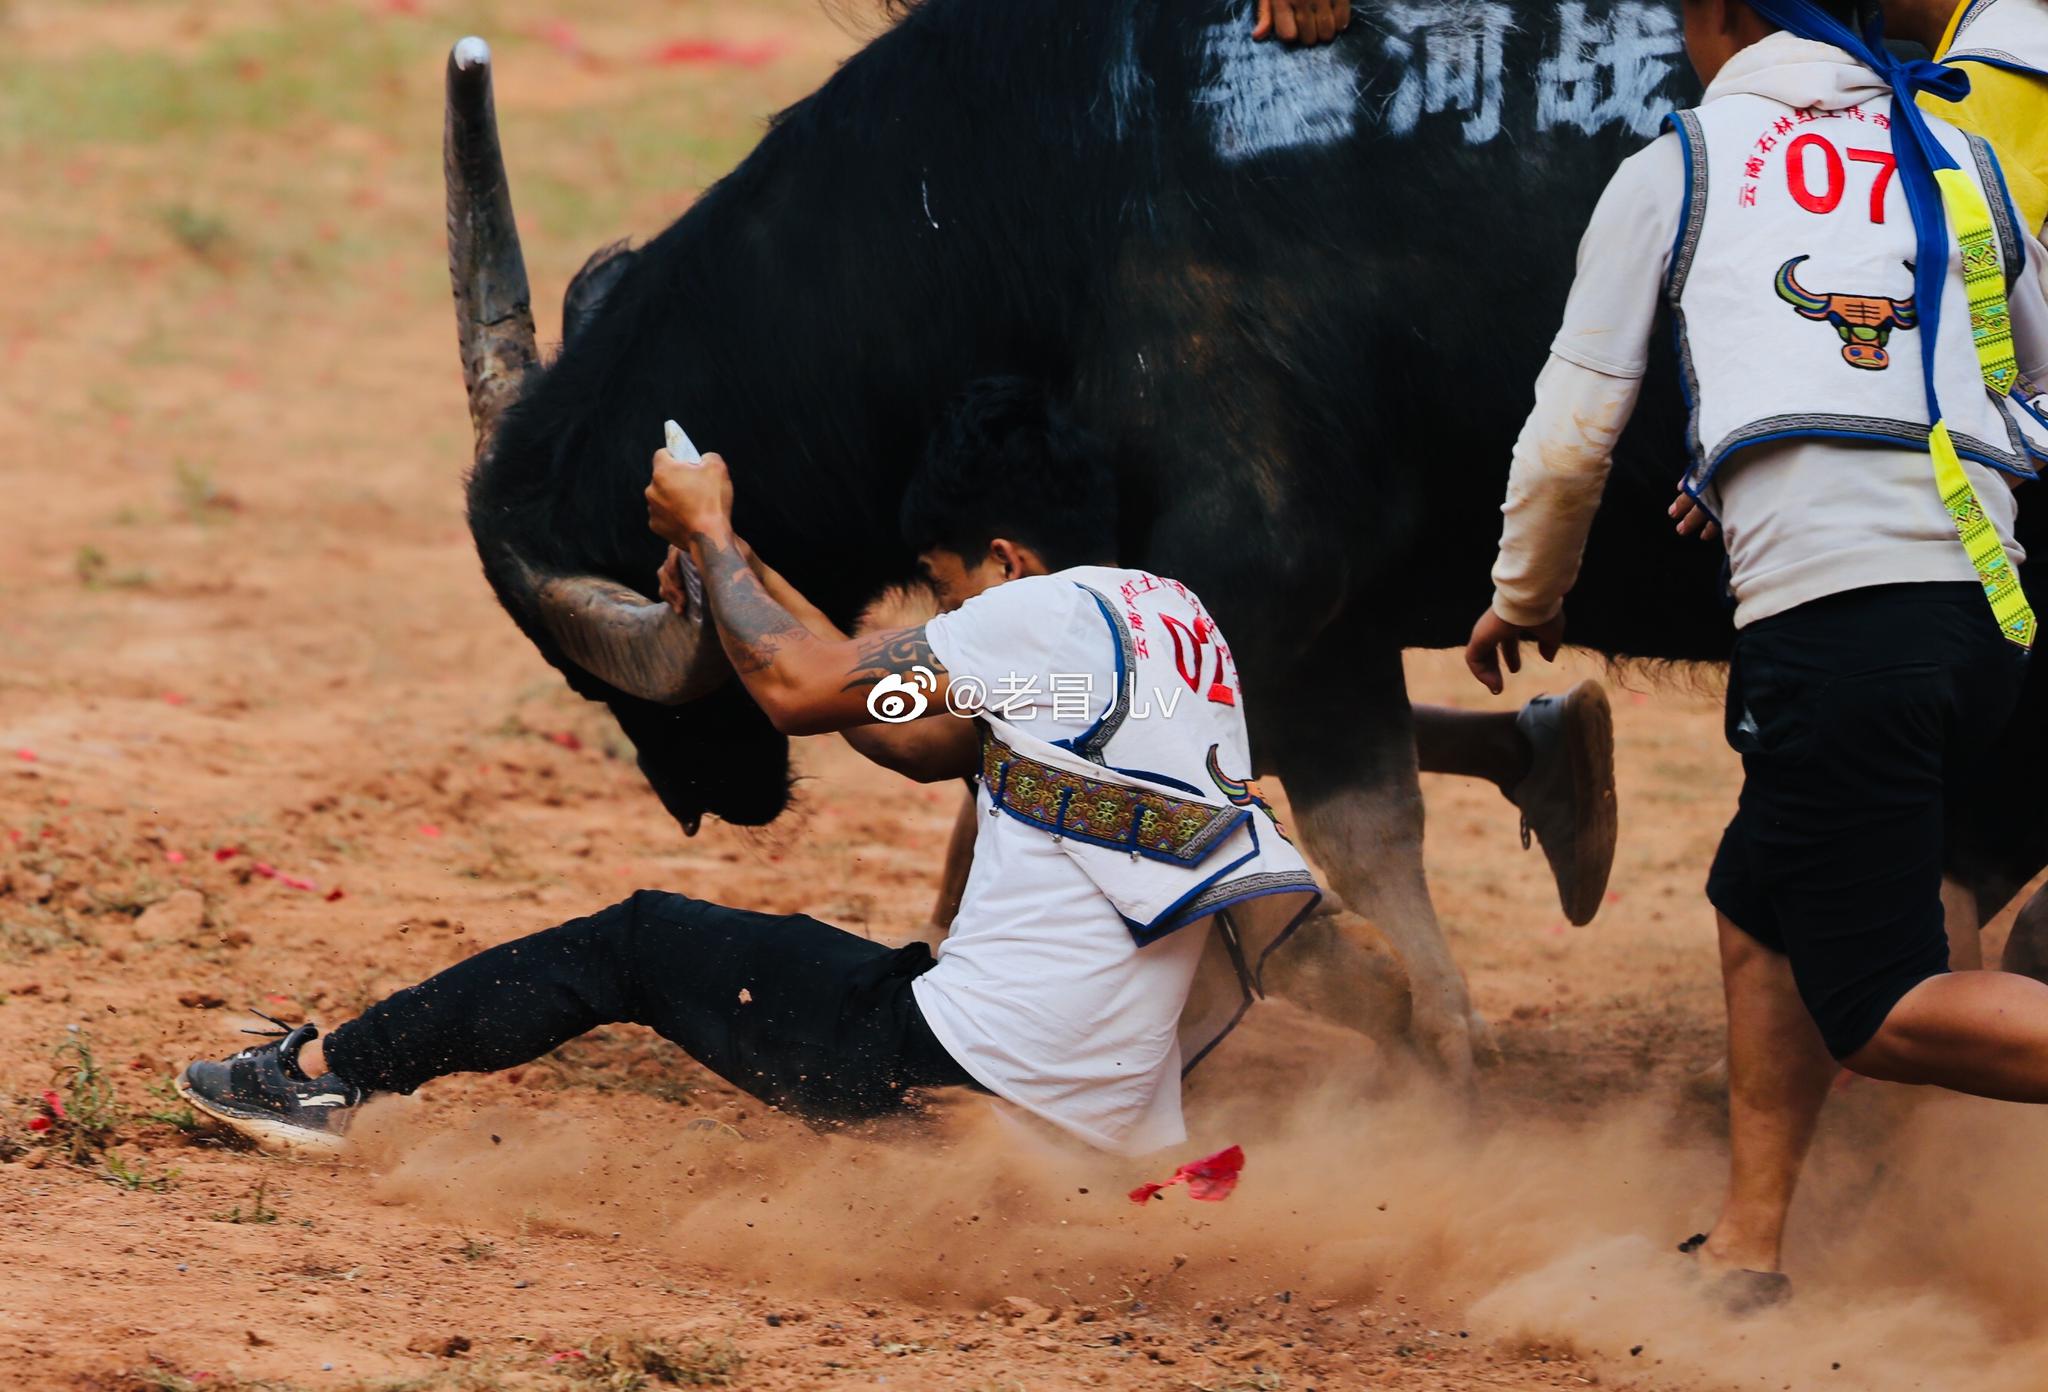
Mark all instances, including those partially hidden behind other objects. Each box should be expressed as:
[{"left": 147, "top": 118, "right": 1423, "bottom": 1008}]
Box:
[
  {"left": 1703, "top": 912, "right": 1837, "bottom": 1273},
  {"left": 1412, "top": 706, "right": 1530, "bottom": 790},
  {"left": 1847, "top": 969, "right": 2048, "bottom": 1099}
]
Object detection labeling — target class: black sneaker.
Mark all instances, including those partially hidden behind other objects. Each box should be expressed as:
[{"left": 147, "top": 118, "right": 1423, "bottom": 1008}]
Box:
[{"left": 178, "top": 1012, "right": 366, "bottom": 1154}]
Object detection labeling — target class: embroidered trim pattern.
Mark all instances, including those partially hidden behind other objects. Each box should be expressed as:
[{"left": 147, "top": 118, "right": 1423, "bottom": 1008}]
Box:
[
  {"left": 1070, "top": 585, "right": 1136, "bottom": 765},
  {"left": 1704, "top": 412, "right": 2039, "bottom": 481},
  {"left": 982, "top": 731, "right": 1242, "bottom": 864},
  {"left": 1965, "top": 134, "right": 2022, "bottom": 295}
]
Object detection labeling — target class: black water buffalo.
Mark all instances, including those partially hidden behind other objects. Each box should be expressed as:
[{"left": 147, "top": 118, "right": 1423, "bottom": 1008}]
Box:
[{"left": 447, "top": 0, "right": 2048, "bottom": 1076}]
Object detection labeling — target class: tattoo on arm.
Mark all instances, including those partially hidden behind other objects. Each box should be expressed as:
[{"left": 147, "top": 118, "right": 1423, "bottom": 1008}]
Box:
[
  {"left": 690, "top": 531, "right": 811, "bottom": 676},
  {"left": 841, "top": 626, "right": 946, "bottom": 694}
]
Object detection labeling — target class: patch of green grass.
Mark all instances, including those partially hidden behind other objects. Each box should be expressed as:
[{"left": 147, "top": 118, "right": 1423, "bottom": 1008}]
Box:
[
  {"left": 142, "top": 1075, "right": 199, "bottom": 1133},
  {"left": 213, "top": 1178, "right": 279, "bottom": 1224},
  {"left": 159, "top": 202, "right": 232, "bottom": 263},
  {"left": 0, "top": 8, "right": 417, "bottom": 155},
  {"left": 0, "top": 907, "right": 94, "bottom": 961},
  {"left": 103, "top": 1150, "right": 177, "bottom": 1192},
  {"left": 53, "top": 1031, "right": 123, "bottom": 1160},
  {"left": 75, "top": 544, "right": 154, "bottom": 591},
  {"left": 173, "top": 459, "right": 240, "bottom": 523}
]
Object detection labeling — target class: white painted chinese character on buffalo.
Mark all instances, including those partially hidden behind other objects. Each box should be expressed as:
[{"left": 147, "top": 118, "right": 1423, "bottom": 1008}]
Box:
[
  {"left": 1535, "top": 1, "right": 1684, "bottom": 138},
  {"left": 1378, "top": 3, "right": 1516, "bottom": 144}
]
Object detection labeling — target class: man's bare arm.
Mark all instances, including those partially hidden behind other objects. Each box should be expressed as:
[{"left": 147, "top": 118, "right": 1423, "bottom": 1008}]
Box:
[
  {"left": 688, "top": 527, "right": 960, "bottom": 736},
  {"left": 695, "top": 543, "right": 976, "bottom": 779}
]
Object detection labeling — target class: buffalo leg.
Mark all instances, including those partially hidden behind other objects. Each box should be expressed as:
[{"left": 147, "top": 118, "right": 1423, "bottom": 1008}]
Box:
[{"left": 1264, "top": 641, "right": 1484, "bottom": 1081}]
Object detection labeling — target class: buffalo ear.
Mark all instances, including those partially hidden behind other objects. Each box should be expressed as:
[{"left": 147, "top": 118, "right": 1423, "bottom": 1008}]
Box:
[{"left": 562, "top": 240, "right": 637, "bottom": 346}]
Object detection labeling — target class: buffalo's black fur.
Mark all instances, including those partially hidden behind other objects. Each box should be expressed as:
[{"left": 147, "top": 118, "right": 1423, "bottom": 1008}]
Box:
[{"left": 465, "top": 0, "right": 2048, "bottom": 915}]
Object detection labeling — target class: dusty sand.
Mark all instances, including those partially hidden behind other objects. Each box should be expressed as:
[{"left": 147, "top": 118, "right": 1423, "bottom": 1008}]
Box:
[{"left": 6, "top": 2, "right": 2048, "bottom": 1389}]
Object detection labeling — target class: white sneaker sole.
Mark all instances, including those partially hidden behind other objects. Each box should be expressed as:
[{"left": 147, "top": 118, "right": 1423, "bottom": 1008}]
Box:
[{"left": 176, "top": 1075, "right": 350, "bottom": 1155}]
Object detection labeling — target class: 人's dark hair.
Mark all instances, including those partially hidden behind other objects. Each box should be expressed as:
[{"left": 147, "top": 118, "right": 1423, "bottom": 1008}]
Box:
[{"left": 899, "top": 377, "right": 1117, "bottom": 570}]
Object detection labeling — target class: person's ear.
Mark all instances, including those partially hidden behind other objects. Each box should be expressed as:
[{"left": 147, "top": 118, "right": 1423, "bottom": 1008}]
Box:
[{"left": 988, "top": 538, "right": 1024, "bottom": 579}]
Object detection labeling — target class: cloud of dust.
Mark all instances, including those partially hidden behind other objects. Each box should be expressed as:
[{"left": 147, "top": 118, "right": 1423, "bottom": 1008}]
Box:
[{"left": 356, "top": 1007, "right": 2048, "bottom": 1391}]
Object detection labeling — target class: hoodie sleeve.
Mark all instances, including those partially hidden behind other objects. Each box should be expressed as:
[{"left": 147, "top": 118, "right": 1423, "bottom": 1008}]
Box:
[{"left": 1490, "top": 134, "right": 1684, "bottom": 627}]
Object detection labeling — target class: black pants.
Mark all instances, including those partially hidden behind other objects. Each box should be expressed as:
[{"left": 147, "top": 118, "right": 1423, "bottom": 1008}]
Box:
[
  {"left": 321, "top": 891, "right": 977, "bottom": 1120},
  {"left": 1706, "top": 582, "right": 2028, "bottom": 1059}
]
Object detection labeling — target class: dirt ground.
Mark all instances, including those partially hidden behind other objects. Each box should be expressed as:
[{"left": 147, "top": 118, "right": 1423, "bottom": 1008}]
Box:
[{"left": 9, "top": 3, "right": 2048, "bottom": 1390}]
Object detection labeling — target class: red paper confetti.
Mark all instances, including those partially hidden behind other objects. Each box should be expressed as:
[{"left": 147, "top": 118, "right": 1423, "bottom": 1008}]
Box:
[
  {"left": 15, "top": 749, "right": 36, "bottom": 763},
  {"left": 165, "top": 850, "right": 188, "bottom": 865},
  {"left": 280, "top": 875, "right": 317, "bottom": 892},
  {"left": 538, "top": 20, "right": 580, "bottom": 55},
  {"left": 417, "top": 824, "right": 442, "bottom": 839},
  {"left": 41, "top": 1089, "right": 65, "bottom": 1121},
  {"left": 26, "top": 1115, "right": 51, "bottom": 1133},
  {"left": 646, "top": 37, "right": 785, "bottom": 68},
  {"left": 163, "top": 692, "right": 189, "bottom": 707},
  {"left": 544, "top": 730, "right": 583, "bottom": 751},
  {"left": 325, "top": 888, "right": 346, "bottom": 903},
  {"left": 252, "top": 862, "right": 278, "bottom": 879},
  {"left": 1127, "top": 1144, "right": 1245, "bottom": 1204},
  {"left": 546, "top": 1350, "right": 588, "bottom": 1364},
  {"left": 213, "top": 847, "right": 240, "bottom": 863}
]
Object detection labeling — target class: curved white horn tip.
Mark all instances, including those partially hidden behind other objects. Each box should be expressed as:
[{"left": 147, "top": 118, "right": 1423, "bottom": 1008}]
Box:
[{"left": 453, "top": 36, "right": 492, "bottom": 70}]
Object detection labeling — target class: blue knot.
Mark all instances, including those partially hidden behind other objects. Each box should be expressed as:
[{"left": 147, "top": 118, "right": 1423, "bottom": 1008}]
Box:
[{"left": 1890, "top": 55, "right": 1972, "bottom": 105}]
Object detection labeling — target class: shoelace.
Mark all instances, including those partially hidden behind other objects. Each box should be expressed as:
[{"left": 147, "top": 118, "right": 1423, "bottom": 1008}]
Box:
[{"left": 229, "top": 1008, "right": 306, "bottom": 1060}]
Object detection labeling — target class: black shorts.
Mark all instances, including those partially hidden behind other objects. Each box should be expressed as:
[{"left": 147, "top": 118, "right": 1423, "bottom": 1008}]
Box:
[{"left": 1706, "top": 582, "right": 2027, "bottom": 1059}]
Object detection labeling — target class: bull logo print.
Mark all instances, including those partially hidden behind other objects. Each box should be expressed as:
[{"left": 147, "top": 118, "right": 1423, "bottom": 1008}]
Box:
[
  {"left": 1774, "top": 255, "right": 1917, "bottom": 371},
  {"left": 1206, "top": 745, "right": 1292, "bottom": 843}
]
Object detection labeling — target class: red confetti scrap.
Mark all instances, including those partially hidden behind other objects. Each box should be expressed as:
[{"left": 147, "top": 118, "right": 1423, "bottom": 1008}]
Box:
[
  {"left": 538, "top": 20, "right": 579, "bottom": 55},
  {"left": 325, "top": 888, "right": 346, "bottom": 903},
  {"left": 213, "top": 847, "right": 240, "bottom": 862},
  {"left": 544, "top": 730, "right": 583, "bottom": 751},
  {"left": 417, "top": 824, "right": 442, "bottom": 839},
  {"left": 15, "top": 749, "right": 36, "bottom": 762},
  {"left": 1177, "top": 1144, "right": 1244, "bottom": 1201},
  {"left": 41, "top": 1089, "right": 65, "bottom": 1120},
  {"left": 6, "top": 830, "right": 18, "bottom": 844},
  {"left": 384, "top": 0, "right": 421, "bottom": 11},
  {"left": 646, "top": 37, "right": 785, "bottom": 68},
  {"left": 267, "top": 994, "right": 292, "bottom": 1004},
  {"left": 252, "top": 862, "right": 278, "bottom": 879},
  {"left": 163, "top": 692, "right": 189, "bottom": 707},
  {"left": 279, "top": 875, "right": 318, "bottom": 892},
  {"left": 547, "top": 1351, "right": 588, "bottom": 1364},
  {"left": 26, "top": 1115, "right": 51, "bottom": 1133},
  {"left": 165, "top": 850, "right": 188, "bottom": 865},
  {"left": 1127, "top": 1144, "right": 1245, "bottom": 1205}
]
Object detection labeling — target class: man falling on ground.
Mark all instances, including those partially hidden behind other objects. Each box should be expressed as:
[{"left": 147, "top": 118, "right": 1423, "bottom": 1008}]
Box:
[{"left": 179, "top": 379, "right": 1322, "bottom": 1156}]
